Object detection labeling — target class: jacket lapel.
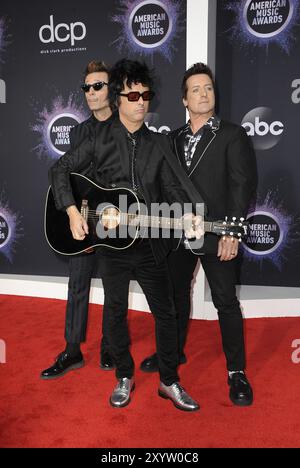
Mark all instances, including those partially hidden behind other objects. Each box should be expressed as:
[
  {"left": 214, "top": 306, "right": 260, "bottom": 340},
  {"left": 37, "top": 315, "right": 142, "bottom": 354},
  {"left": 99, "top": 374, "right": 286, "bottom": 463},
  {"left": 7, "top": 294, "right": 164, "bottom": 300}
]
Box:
[
  {"left": 110, "top": 118, "right": 131, "bottom": 179},
  {"left": 187, "top": 128, "right": 217, "bottom": 176},
  {"left": 136, "top": 125, "right": 155, "bottom": 177},
  {"left": 154, "top": 132, "right": 206, "bottom": 207},
  {"left": 173, "top": 130, "right": 186, "bottom": 168}
]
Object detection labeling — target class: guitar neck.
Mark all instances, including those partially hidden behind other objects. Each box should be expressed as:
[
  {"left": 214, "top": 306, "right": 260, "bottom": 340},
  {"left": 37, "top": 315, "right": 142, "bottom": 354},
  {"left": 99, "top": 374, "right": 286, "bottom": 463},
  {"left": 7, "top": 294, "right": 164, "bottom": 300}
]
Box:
[{"left": 120, "top": 214, "right": 213, "bottom": 232}]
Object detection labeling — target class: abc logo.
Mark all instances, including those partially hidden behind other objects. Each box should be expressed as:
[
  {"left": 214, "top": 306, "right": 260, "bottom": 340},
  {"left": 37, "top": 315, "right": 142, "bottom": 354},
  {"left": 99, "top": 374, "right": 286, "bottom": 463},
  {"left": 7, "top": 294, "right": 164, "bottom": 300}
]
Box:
[
  {"left": 145, "top": 113, "right": 170, "bottom": 134},
  {"left": 146, "top": 122, "right": 170, "bottom": 134},
  {"left": 241, "top": 107, "right": 284, "bottom": 150},
  {"left": 291, "top": 79, "right": 300, "bottom": 104},
  {"left": 39, "top": 15, "right": 86, "bottom": 46}
]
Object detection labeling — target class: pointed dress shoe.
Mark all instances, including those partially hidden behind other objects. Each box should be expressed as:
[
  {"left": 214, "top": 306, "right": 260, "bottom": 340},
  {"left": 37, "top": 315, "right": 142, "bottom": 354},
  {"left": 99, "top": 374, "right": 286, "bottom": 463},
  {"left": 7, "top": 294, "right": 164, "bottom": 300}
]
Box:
[
  {"left": 158, "top": 382, "right": 200, "bottom": 411},
  {"left": 100, "top": 351, "right": 115, "bottom": 370},
  {"left": 110, "top": 377, "right": 135, "bottom": 408},
  {"left": 40, "top": 351, "right": 84, "bottom": 379},
  {"left": 228, "top": 372, "right": 253, "bottom": 406},
  {"left": 140, "top": 353, "right": 187, "bottom": 373}
]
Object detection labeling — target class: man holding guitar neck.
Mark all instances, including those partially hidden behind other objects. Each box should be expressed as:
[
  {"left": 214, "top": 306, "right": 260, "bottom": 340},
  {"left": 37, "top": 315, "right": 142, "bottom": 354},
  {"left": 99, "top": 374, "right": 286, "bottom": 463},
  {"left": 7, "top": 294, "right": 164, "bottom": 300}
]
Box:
[
  {"left": 43, "top": 59, "right": 204, "bottom": 411},
  {"left": 140, "top": 63, "right": 257, "bottom": 407}
]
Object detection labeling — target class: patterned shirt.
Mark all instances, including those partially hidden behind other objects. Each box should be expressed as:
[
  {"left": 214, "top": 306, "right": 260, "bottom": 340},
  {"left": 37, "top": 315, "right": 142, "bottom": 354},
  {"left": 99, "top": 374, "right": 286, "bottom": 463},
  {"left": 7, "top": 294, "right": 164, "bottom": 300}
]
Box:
[{"left": 182, "top": 115, "right": 220, "bottom": 168}]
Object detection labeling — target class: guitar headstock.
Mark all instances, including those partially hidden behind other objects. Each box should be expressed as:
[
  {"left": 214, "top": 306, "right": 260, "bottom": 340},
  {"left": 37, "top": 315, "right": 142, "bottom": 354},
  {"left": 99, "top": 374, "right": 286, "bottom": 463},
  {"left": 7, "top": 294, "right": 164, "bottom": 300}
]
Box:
[{"left": 211, "top": 217, "right": 248, "bottom": 241}]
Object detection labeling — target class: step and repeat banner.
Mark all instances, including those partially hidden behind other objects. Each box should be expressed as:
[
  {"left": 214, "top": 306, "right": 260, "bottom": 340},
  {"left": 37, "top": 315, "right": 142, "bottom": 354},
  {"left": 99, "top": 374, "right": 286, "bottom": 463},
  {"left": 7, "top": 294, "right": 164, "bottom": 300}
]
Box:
[
  {"left": 1, "top": 0, "right": 300, "bottom": 287},
  {"left": 0, "top": 0, "right": 186, "bottom": 276},
  {"left": 216, "top": 0, "right": 300, "bottom": 287}
]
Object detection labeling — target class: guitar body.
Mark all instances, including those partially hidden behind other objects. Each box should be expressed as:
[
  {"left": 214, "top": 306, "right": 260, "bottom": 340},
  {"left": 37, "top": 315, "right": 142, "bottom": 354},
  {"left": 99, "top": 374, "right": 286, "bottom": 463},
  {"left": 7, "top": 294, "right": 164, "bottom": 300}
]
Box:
[
  {"left": 45, "top": 173, "right": 247, "bottom": 256},
  {"left": 44, "top": 173, "right": 140, "bottom": 255}
]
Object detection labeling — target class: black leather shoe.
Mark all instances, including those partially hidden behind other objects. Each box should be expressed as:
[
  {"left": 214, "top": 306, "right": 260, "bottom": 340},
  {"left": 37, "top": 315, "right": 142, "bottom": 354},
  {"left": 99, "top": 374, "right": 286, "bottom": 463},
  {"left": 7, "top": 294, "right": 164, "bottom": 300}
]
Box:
[
  {"left": 100, "top": 351, "right": 115, "bottom": 370},
  {"left": 228, "top": 372, "right": 253, "bottom": 406},
  {"left": 40, "top": 351, "right": 84, "bottom": 379},
  {"left": 140, "top": 353, "right": 187, "bottom": 373}
]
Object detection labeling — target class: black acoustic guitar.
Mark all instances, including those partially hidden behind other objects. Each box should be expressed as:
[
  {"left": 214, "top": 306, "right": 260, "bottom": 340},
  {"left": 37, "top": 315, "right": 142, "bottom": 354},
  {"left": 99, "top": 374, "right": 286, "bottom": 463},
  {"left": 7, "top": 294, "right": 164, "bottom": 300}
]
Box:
[{"left": 44, "top": 173, "right": 247, "bottom": 255}]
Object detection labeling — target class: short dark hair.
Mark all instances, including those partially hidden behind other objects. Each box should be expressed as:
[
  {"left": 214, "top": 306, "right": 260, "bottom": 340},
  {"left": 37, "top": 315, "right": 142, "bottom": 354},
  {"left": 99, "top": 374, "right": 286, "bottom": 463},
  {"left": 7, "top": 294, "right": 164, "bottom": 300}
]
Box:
[
  {"left": 84, "top": 60, "right": 110, "bottom": 79},
  {"left": 181, "top": 62, "right": 215, "bottom": 99},
  {"left": 108, "top": 58, "right": 154, "bottom": 108}
]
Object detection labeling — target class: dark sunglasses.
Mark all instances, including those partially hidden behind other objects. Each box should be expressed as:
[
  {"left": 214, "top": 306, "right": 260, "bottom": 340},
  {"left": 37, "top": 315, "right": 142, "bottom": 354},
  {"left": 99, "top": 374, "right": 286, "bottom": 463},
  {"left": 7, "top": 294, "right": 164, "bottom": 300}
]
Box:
[
  {"left": 81, "top": 81, "right": 107, "bottom": 93},
  {"left": 118, "top": 90, "right": 155, "bottom": 102}
]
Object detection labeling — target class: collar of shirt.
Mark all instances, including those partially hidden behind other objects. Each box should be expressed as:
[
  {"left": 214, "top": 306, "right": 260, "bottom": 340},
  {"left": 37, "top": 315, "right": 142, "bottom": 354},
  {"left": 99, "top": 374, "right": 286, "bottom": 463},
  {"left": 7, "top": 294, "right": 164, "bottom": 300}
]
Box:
[
  {"left": 119, "top": 121, "right": 148, "bottom": 141},
  {"left": 182, "top": 116, "right": 220, "bottom": 168},
  {"left": 182, "top": 115, "right": 221, "bottom": 136}
]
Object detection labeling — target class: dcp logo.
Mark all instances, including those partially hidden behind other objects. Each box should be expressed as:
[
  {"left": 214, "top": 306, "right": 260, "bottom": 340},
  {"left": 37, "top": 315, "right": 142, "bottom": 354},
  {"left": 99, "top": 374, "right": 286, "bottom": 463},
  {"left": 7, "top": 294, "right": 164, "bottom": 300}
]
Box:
[
  {"left": 241, "top": 107, "right": 284, "bottom": 150},
  {"left": 39, "top": 15, "right": 86, "bottom": 46}
]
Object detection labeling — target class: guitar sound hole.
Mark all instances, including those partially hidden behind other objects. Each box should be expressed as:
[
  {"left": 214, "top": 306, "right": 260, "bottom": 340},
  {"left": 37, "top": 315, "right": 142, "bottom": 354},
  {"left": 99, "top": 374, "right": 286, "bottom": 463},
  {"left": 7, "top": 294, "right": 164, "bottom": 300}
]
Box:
[{"left": 101, "top": 206, "right": 121, "bottom": 230}]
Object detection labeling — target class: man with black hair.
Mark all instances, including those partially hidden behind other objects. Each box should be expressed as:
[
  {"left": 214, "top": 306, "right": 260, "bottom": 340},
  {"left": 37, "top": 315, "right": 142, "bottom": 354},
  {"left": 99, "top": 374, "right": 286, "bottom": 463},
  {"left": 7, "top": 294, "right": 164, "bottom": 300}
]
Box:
[
  {"left": 41, "top": 61, "right": 114, "bottom": 380},
  {"left": 46, "top": 58, "right": 203, "bottom": 411},
  {"left": 140, "top": 62, "right": 257, "bottom": 407}
]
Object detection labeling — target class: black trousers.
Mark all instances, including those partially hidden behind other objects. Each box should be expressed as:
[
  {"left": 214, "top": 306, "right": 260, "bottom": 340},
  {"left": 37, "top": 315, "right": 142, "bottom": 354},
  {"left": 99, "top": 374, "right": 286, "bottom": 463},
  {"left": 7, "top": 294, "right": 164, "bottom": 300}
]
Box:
[
  {"left": 167, "top": 246, "right": 246, "bottom": 371},
  {"left": 64, "top": 252, "right": 109, "bottom": 353},
  {"left": 100, "top": 239, "right": 179, "bottom": 386}
]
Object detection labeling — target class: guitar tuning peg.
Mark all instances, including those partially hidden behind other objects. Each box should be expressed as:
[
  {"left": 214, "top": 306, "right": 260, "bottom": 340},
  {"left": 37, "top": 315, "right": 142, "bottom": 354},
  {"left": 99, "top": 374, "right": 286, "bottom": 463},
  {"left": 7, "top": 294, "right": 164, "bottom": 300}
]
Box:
[
  {"left": 230, "top": 231, "right": 233, "bottom": 236},
  {"left": 223, "top": 221, "right": 227, "bottom": 225},
  {"left": 240, "top": 217, "right": 245, "bottom": 221},
  {"left": 232, "top": 217, "right": 236, "bottom": 221},
  {"left": 239, "top": 222, "right": 242, "bottom": 226},
  {"left": 238, "top": 233, "right": 242, "bottom": 237},
  {"left": 238, "top": 238, "right": 242, "bottom": 242},
  {"left": 222, "top": 231, "right": 226, "bottom": 235},
  {"left": 231, "top": 222, "right": 235, "bottom": 225},
  {"left": 225, "top": 216, "right": 228, "bottom": 221}
]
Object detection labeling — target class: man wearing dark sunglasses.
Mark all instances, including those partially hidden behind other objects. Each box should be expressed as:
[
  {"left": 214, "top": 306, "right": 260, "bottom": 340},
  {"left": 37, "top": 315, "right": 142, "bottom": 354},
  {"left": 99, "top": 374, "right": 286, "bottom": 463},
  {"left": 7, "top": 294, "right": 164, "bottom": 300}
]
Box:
[
  {"left": 47, "top": 58, "right": 204, "bottom": 411},
  {"left": 41, "top": 60, "right": 115, "bottom": 381}
]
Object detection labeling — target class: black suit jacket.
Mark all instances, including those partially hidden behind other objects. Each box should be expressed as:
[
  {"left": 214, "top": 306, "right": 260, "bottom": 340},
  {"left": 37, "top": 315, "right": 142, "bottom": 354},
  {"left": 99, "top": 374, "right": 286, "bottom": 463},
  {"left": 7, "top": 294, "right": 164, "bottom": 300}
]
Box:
[
  {"left": 49, "top": 115, "right": 204, "bottom": 263},
  {"left": 69, "top": 115, "right": 97, "bottom": 150},
  {"left": 172, "top": 119, "right": 257, "bottom": 253},
  {"left": 68, "top": 114, "right": 114, "bottom": 174}
]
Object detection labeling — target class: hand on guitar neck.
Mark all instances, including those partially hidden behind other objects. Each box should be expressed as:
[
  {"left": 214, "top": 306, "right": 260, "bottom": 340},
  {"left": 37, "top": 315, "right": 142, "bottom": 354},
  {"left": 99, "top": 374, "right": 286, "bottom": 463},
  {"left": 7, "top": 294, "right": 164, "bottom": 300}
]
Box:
[
  {"left": 183, "top": 213, "right": 204, "bottom": 240},
  {"left": 66, "top": 205, "right": 89, "bottom": 241}
]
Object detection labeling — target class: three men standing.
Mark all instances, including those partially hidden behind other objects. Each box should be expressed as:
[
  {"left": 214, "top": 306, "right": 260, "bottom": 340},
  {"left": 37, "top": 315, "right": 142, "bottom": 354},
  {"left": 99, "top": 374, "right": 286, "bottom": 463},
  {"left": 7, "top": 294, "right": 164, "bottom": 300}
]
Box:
[{"left": 42, "top": 60, "right": 256, "bottom": 409}]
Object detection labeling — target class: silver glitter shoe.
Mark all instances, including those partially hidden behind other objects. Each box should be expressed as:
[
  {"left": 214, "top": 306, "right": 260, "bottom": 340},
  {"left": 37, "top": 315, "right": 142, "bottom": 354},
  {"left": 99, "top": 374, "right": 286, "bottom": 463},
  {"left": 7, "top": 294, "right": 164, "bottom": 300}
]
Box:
[
  {"left": 109, "top": 377, "right": 135, "bottom": 408},
  {"left": 158, "top": 382, "right": 200, "bottom": 412}
]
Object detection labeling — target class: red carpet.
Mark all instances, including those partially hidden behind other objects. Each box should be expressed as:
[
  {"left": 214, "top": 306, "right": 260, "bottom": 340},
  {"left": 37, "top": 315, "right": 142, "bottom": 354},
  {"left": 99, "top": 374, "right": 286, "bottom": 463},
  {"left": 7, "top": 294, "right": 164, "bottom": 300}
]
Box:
[{"left": 0, "top": 294, "right": 300, "bottom": 448}]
